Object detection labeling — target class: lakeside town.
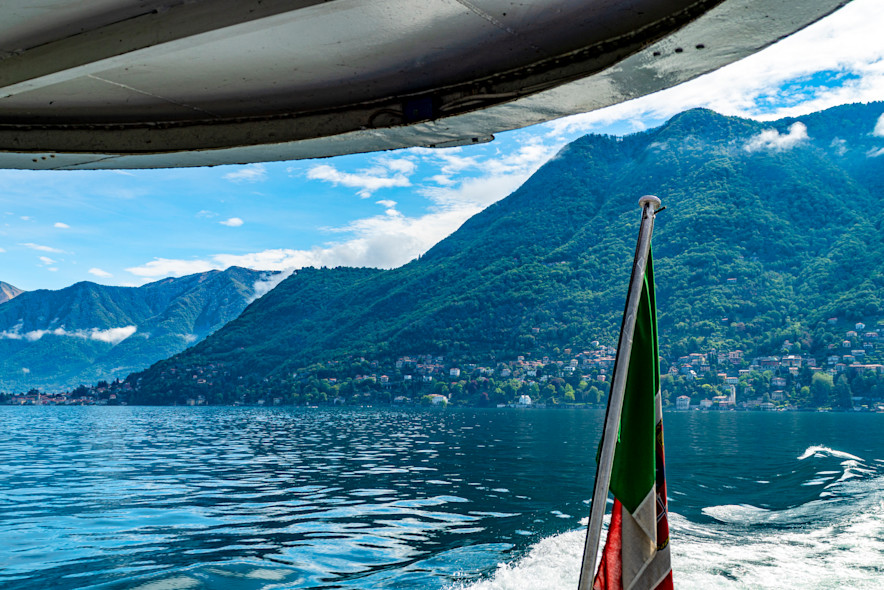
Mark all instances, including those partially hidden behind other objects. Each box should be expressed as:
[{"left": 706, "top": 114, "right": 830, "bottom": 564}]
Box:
[{"left": 5, "top": 320, "right": 883, "bottom": 412}]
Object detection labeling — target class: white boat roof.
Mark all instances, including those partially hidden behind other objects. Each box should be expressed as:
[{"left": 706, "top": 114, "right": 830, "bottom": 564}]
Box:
[{"left": 0, "top": 0, "right": 852, "bottom": 169}]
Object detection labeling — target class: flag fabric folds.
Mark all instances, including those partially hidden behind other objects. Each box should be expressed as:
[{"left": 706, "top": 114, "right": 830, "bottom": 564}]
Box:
[{"left": 594, "top": 249, "right": 672, "bottom": 590}]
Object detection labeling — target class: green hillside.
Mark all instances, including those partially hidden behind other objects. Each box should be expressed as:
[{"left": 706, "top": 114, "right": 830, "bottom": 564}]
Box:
[
  {"left": 129, "top": 103, "right": 884, "bottom": 405},
  {"left": 0, "top": 267, "right": 271, "bottom": 392}
]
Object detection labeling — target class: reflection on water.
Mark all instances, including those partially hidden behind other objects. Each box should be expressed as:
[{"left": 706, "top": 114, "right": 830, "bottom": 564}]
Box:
[
  {"left": 0, "top": 407, "right": 601, "bottom": 589},
  {"left": 0, "top": 407, "right": 882, "bottom": 589}
]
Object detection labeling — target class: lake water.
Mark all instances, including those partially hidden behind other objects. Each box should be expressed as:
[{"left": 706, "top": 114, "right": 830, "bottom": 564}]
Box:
[{"left": 1, "top": 407, "right": 882, "bottom": 589}]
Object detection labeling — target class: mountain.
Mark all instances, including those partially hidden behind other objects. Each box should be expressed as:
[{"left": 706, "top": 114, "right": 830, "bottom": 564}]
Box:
[
  {"left": 0, "top": 267, "right": 275, "bottom": 392},
  {"left": 129, "top": 102, "right": 884, "bottom": 404},
  {"left": 0, "top": 282, "right": 24, "bottom": 304}
]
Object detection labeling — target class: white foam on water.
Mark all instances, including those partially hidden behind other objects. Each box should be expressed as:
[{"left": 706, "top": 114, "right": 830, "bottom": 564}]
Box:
[
  {"left": 673, "top": 491, "right": 884, "bottom": 589},
  {"left": 452, "top": 476, "right": 884, "bottom": 590},
  {"left": 830, "top": 460, "right": 872, "bottom": 485},
  {"left": 797, "top": 446, "right": 862, "bottom": 462},
  {"left": 447, "top": 528, "right": 584, "bottom": 590},
  {"left": 703, "top": 504, "right": 773, "bottom": 524},
  {"left": 796, "top": 447, "right": 872, "bottom": 489},
  {"left": 801, "top": 477, "right": 833, "bottom": 486},
  {"left": 245, "top": 568, "right": 289, "bottom": 580},
  {"left": 129, "top": 576, "right": 201, "bottom": 590}
]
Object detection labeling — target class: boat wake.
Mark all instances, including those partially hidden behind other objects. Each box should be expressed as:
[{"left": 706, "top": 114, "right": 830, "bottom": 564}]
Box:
[
  {"left": 796, "top": 445, "right": 862, "bottom": 462},
  {"left": 451, "top": 446, "right": 884, "bottom": 590}
]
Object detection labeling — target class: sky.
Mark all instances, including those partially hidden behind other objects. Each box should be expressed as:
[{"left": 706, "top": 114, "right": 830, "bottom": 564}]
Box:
[{"left": 1, "top": 0, "right": 883, "bottom": 293}]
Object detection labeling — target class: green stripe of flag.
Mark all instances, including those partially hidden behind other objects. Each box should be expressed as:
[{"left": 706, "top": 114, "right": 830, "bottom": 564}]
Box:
[{"left": 609, "top": 247, "right": 659, "bottom": 514}]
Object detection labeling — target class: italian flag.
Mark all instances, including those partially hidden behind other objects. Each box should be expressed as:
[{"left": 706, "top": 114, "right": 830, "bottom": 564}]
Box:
[{"left": 594, "top": 250, "right": 673, "bottom": 590}]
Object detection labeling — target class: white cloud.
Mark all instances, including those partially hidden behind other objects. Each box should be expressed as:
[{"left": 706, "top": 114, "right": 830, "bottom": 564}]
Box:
[
  {"left": 377, "top": 156, "right": 417, "bottom": 175},
  {"left": 416, "top": 137, "right": 559, "bottom": 211},
  {"left": 867, "top": 147, "right": 884, "bottom": 158},
  {"left": 54, "top": 222, "right": 70, "bottom": 229},
  {"left": 89, "top": 268, "right": 113, "bottom": 278},
  {"left": 419, "top": 174, "right": 526, "bottom": 212},
  {"left": 22, "top": 367, "right": 30, "bottom": 374},
  {"left": 0, "top": 248, "right": 5, "bottom": 253},
  {"left": 422, "top": 150, "right": 480, "bottom": 175},
  {"left": 124, "top": 135, "right": 559, "bottom": 278},
  {"left": 126, "top": 258, "right": 218, "bottom": 278},
  {"left": 183, "top": 333, "right": 199, "bottom": 344},
  {"left": 47, "top": 268, "right": 59, "bottom": 272},
  {"left": 488, "top": 138, "right": 558, "bottom": 176},
  {"left": 128, "top": 130, "right": 561, "bottom": 279},
  {"left": 306, "top": 156, "right": 415, "bottom": 198},
  {"left": 223, "top": 209, "right": 470, "bottom": 270},
  {"left": 263, "top": 137, "right": 557, "bottom": 270},
  {"left": 20, "top": 216, "right": 31, "bottom": 221},
  {"left": 250, "top": 271, "right": 289, "bottom": 302},
  {"left": 125, "top": 208, "right": 471, "bottom": 280},
  {"left": 0, "top": 324, "right": 137, "bottom": 345},
  {"left": 196, "top": 210, "right": 218, "bottom": 219},
  {"left": 20, "top": 242, "right": 63, "bottom": 253},
  {"left": 830, "top": 138, "right": 847, "bottom": 156},
  {"left": 220, "top": 217, "right": 244, "bottom": 227},
  {"left": 90, "top": 326, "right": 137, "bottom": 344},
  {"left": 745, "top": 122, "right": 809, "bottom": 152},
  {"left": 873, "top": 114, "right": 884, "bottom": 137},
  {"left": 39, "top": 256, "right": 56, "bottom": 265},
  {"left": 223, "top": 164, "right": 267, "bottom": 183}
]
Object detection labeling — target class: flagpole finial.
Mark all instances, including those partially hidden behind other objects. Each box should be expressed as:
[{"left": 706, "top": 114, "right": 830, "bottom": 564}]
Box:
[{"left": 638, "top": 195, "right": 661, "bottom": 210}]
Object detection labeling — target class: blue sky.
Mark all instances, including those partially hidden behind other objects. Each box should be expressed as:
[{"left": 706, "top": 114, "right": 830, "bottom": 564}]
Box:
[{"left": 2, "top": 0, "right": 883, "bottom": 292}]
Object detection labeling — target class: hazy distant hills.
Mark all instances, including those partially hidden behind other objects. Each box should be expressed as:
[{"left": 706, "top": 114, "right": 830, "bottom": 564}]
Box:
[
  {"left": 0, "top": 281, "right": 23, "bottom": 304},
  {"left": 129, "top": 102, "right": 884, "bottom": 402},
  {"left": 0, "top": 267, "right": 274, "bottom": 392}
]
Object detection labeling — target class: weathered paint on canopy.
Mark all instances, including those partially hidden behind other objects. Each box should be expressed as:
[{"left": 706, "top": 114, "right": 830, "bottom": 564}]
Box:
[{"left": 0, "top": 0, "right": 852, "bottom": 169}]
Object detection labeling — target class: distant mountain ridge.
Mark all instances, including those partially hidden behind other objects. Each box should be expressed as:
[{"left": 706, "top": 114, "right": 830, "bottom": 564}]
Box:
[
  {"left": 0, "top": 267, "right": 274, "bottom": 392},
  {"left": 122, "top": 102, "right": 883, "bottom": 403},
  {"left": 0, "top": 281, "right": 23, "bottom": 304}
]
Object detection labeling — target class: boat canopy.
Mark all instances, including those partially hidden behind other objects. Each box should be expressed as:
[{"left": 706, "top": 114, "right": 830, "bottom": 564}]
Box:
[{"left": 0, "top": 0, "right": 851, "bottom": 169}]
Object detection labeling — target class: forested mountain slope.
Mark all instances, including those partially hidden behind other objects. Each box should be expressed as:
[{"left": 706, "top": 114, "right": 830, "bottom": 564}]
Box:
[
  {"left": 0, "top": 267, "right": 272, "bottom": 391},
  {"left": 130, "top": 103, "right": 884, "bottom": 403}
]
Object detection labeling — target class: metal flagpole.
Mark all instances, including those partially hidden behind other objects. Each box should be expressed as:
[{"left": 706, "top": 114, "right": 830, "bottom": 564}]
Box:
[{"left": 577, "top": 195, "right": 661, "bottom": 590}]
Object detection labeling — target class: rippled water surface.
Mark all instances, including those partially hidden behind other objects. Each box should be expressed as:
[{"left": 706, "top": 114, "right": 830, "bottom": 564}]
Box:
[{"left": 1, "top": 407, "right": 882, "bottom": 589}]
